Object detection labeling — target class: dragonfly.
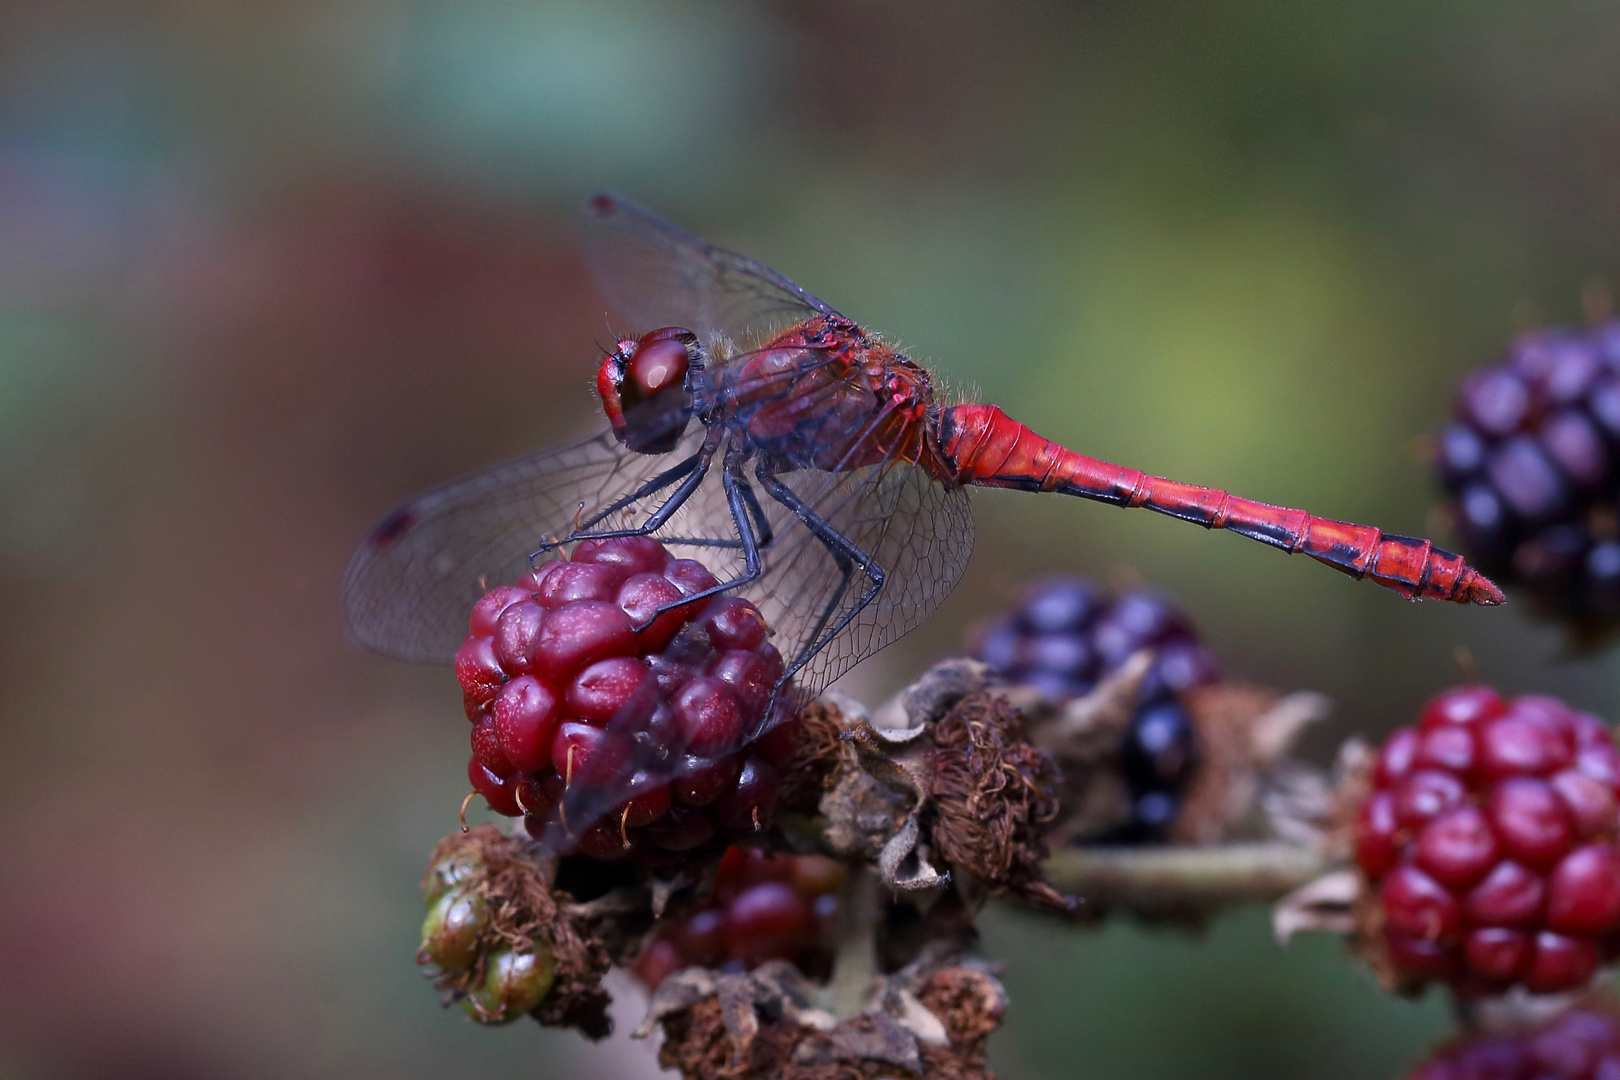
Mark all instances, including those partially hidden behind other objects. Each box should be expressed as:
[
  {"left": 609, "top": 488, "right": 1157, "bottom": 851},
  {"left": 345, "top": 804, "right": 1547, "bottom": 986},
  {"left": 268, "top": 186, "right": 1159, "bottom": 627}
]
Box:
[{"left": 343, "top": 194, "right": 1502, "bottom": 724}]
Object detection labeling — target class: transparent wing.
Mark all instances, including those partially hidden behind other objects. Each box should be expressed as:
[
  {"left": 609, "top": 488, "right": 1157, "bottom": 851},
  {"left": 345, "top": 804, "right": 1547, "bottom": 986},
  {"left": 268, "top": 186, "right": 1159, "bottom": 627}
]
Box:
[
  {"left": 754, "top": 460, "right": 975, "bottom": 697},
  {"left": 565, "top": 438, "right": 975, "bottom": 700},
  {"left": 341, "top": 423, "right": 713, "bottom": 664},
  {"left": 579, "top": 193, "right": 844, "bottom": 349}
]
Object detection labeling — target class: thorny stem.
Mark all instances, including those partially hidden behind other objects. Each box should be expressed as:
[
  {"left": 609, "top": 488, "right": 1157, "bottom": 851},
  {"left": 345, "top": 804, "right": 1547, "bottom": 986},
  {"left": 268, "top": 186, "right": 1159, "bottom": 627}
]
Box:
[{"left": 1043, "top": 841, "right": 1331, "bottom": 909}]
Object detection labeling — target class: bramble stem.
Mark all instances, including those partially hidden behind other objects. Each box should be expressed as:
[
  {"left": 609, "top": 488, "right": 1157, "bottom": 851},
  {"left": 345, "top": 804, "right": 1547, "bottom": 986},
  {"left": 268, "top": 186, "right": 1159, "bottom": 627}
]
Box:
[
  {"left": 1044, "top": 842, "right": 1331, "bottom": 909},
  {"left": 826, "top": 871, "right": 880, "bottom": 1017}
]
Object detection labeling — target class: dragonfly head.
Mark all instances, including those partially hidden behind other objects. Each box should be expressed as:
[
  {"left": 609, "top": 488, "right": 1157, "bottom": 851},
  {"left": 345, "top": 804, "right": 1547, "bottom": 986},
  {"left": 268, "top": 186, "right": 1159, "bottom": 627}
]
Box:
[{"left": 598, "top": 326, "right": 697, "bottom": 454}]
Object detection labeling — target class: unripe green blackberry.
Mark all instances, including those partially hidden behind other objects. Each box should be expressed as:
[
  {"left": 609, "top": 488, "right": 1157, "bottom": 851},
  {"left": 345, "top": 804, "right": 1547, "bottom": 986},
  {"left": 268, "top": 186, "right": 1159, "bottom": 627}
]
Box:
[
  {"left": 420, "top": 889, "right": 488, "bottom": 973},
  {"left": 461, "top": 948, "right": 555, "bottom": 1025},
  {"left": 424, "top": 849, "right": 483, "bottom": 907}
]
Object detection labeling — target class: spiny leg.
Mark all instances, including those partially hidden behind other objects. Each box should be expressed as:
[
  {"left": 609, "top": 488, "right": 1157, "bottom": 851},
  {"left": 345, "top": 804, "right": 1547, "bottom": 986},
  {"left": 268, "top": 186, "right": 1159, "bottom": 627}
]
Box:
[
  {"left": 635, "top": 477, "right": 777, "bottom": 554},
  {"left": 532, "top": 433, "right": 720, "bottom": 561},
  {"left": 635, "top": 444, "right": 767, "bottom": 627},
  {"left": 647, "top": 469, "right": 780, "bottom": 551},
  {"left": 574, "top": 452, "right": 702, "bottom": 533},
  {"left": 756, "top": 468, "right": 885, "bottom": 689},
  {"left": 737, "top": 474, "right": 775, "bottom": 550},
  {"left": 759, "top": 476, "right": 855, "bottom": 677}
]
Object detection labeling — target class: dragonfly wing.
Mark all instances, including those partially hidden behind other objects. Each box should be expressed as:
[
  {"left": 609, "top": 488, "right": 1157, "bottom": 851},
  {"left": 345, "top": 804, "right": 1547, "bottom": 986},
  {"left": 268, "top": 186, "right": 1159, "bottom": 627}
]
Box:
[
  {"left": 631, "top": 454, "right": 971, "bottom": 692},
  {"left": 579, "top": 194, "right": 843, "bottom": 348},
  {"left": 544, "top": 450, "right": 975, "bottom": 850},
  {"left": 750, "top": 461, "right": 975, "bottom": 699},
  {"left": 549, "top": 438, "right": 976, "bottom": 700},
  {"left": 341, "top": 424, "right": 713, "bottom": 664}
]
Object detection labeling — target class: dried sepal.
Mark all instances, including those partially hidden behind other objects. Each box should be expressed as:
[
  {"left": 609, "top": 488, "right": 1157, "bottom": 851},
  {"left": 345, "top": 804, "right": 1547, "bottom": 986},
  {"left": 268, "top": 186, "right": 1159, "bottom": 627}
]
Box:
[
  {"left": 1021, "top": 652, "right": 1152, "bottom": 842},
  {"left": 928, "top": 692, "right": 1070, "bottom": 911},
  {"left": 878, "top": 812, "right": 952, "bottom": 892},
  {"left": 1171, "top": 685, "right": 1331, "bottom": 846},
  {"left": 829, "top": 661, "right": 1071, "bottom": 909},
  {"left": 1270, "top": 867, "right": 1359, "bottom": 944},
  {"left": 839, "top": 716, "right": 952, "bottom": 892},
  {"left": 637, "top": 946, "right": 1006, "bottom": 1080},
  {"left": 810, "top": 693, "right": 911, "bottom": 867},
  {"left": 1267, "top": 737, "right": 1407, "bottom": 994},
  {"left": 1319, "top": 737, "right": 1375, "bottom": 862},
  {"left": 869, "top": 657, "right": 992, "bottom": 731},
  {"left": 844, "top": 718, "right": 934, "bottom": 803},
  {"left": 1019, "top": 674, "right": 1335, "bottom": 923},
  {"left": 1259, "top": 759, "right": 1340, "bottom": 851},
  {"left": 1012, "top": 642, "right": 1331, "bottom": 847},
  {"left": 635, "top": 963, "right": 838, "bottom": 1043},
  {"left": 1029, "top": 650, "right": 1152, "bottom": 763},
  {"left": 820, "top": 759, "right": 916, "bottom": 868},
  {"left": 775, "top": 698, "right": 851, "bottom": 814}
]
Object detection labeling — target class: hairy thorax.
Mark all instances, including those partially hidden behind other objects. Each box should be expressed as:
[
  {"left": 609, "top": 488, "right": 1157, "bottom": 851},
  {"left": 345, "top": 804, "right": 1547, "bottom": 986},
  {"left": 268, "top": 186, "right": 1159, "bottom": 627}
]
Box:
[{"left": 727, "top": 315, "right": 940, "bottom": 474}]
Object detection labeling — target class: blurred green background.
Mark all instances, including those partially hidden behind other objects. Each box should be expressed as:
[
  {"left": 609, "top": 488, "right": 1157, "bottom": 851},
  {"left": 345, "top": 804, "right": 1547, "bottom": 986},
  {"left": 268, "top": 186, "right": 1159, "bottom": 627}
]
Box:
[{"left": 4, "top": 2, "right": 1620, "bottom": 1077}]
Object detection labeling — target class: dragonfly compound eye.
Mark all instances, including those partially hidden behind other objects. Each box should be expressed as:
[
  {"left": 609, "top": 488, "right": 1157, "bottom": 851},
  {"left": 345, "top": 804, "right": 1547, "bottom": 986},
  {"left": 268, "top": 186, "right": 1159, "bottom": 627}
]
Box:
[{"left": 596, "top": 327, "right": 696, "bottom": 454}]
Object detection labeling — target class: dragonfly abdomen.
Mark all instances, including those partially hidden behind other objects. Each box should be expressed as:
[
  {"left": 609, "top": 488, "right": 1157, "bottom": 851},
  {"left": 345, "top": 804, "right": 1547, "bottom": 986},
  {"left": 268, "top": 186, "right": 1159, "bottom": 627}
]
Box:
[{"left": 934, "top": 403, "right": 1504, "bottom": 606}]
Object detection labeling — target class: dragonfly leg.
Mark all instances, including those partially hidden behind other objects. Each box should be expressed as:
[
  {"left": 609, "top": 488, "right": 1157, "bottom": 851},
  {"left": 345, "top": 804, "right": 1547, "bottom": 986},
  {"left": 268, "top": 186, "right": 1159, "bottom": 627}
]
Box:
[
  {"left": 738, "top": 477, "right": 775, "bottom": 550},
  {"left": 532, "top": 433, "right": 722, "bottom": 562},
  {"left": 569, "top": 452, "right": 701, "bottom": 532},
  {"left": 755, "top": 468, "right": 885, "bottom": 691},
  {"left": 635, "top": 445, "right": 766, "bottom": 626},
  {"left": 652, "top": 475, "right": 776, "bottom": 552}
]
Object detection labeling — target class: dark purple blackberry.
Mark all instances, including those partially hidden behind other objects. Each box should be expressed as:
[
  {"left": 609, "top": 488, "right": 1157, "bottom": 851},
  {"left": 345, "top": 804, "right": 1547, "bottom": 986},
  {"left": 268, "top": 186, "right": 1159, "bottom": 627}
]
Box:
[
  {"left": 971, "top": 576, "right": 1217, "bottom": 840},
  {"left": 1435, "top": 323, "right": 1620, "bottom": 633}
]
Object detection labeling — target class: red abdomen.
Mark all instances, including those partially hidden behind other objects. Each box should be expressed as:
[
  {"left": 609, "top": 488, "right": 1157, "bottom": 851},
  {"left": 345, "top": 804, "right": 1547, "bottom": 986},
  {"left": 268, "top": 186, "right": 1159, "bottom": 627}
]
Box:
[{"left": 934, "top": 404, "right": 1504, "bottom": 606}]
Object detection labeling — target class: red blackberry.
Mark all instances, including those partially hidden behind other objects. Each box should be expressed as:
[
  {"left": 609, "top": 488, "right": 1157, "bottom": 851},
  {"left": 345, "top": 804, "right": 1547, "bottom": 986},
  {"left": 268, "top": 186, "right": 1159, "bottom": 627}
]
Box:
[
  {"left": 1355, "top": 685, "right": 1620, "bottom": 996},
  {"left": 1435, "top": 324, "right": 1620, "bottom": 629},
  {"left": 455, "top": 537, "right": 800, "bottom": 861},
  {"left": 1404, "top": 1002, "right": 1620, "bottom": 1080},
  {"left": 630, "top": 845, "right": 845, "bottom": 991},
  {"left": 971, "top": 576, "right": 1216, "bottom": 839}
]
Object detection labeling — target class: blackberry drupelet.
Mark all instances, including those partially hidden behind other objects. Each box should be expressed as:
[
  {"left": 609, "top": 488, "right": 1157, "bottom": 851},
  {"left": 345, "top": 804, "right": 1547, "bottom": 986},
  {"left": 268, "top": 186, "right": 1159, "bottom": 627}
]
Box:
[
  {"left": 972, "top": 576, "right": 1217, "bottom": 840},
  {"left": 1435, "top": 323, "right": 1620, "bottom": 632}
]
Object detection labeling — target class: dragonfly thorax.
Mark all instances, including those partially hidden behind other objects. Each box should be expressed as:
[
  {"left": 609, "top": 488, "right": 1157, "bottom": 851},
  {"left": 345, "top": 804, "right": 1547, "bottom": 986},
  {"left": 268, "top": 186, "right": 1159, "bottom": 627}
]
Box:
[
  {"left": 728, "top": 317, "right": 940, "bottom": 473},
  {"left": 597, "top": 326, "right": 699, "bottom": 455}
]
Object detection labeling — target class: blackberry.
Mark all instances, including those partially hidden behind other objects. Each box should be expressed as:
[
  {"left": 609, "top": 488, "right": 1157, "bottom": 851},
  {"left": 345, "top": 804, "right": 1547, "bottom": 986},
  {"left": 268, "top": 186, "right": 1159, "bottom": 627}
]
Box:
[
  {"left": 1405, "top": 1002, "right": 1620, "bottom": 1080},
  {"left": 455, "top": 537, "right": 802, "bottom": 862},
  {"left": 1355, "top": 686, "right": 1620, "bottom": 997},
  {"left": 416, "top": 844, "right": 558, "bottom": 1026},
  {"left": 630, "top": 846, "right": 844, "bottom": 991},
  {"left": 971, "top": 576, "right": 1216, "bottom": 840},
  {"left": 1435, "top": 323, "right": 1620, "bottom": 631}
]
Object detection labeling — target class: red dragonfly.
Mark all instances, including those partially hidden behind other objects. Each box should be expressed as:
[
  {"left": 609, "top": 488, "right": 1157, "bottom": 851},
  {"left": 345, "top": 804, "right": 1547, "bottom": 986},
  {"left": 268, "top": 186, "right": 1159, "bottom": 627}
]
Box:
[{"left": 343, "top": 195, "right": 1502, "bottom": 710}]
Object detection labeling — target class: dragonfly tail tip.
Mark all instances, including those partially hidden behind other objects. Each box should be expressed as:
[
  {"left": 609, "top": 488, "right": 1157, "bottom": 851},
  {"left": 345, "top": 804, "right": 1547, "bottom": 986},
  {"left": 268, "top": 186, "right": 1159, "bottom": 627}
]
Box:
[{"left": 1464, "top": 571, "right": 1506, "bottom": 607}]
